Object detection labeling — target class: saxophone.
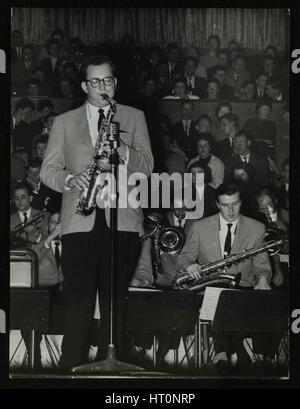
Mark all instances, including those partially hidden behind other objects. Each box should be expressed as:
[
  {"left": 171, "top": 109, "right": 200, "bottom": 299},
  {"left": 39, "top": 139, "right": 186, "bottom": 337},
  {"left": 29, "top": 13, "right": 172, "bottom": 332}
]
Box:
[
  {"left": 173, "top": 225, "right": 287, "bottom": 292},
  {"left": 77, "top": 94, "right": 118, "bottom": 216}
]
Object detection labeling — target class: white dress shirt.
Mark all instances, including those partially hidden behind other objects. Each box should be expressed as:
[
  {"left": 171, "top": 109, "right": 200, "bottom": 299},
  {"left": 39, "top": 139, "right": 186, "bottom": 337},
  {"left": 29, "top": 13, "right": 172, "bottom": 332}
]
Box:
[
  {"left": 239, "top": 152, "right": 250, "bottom": 164},
  {"left": 219, "top": 213, "right": 239, "bottom": 258},
  {"left": 173, "top": 214, "right": 186, "bottom": 227},
  {"left": 18, "top": 208, "right": 32, "bottom": 223}
]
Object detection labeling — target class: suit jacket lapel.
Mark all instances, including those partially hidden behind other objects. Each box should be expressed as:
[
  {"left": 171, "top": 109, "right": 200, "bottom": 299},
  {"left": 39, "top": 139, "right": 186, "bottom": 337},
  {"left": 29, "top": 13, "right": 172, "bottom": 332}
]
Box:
[
  {"left": 76, "top": 103, "right": 94, "bottom": 154},
  {"left": 231, "top": 216, "right": 244, "bottom": 254},
  {"left": 211, "top": 214, "right": 222, "bottom": 260}
]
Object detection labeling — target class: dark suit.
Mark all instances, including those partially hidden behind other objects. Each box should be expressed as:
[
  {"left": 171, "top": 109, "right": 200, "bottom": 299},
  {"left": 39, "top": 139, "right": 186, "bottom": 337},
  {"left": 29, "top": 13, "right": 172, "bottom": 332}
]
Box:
[
  {"left": 10, "top": 207, "right": 49, "bottom": 246},
  {"left": 224, "top": 152, "right": 270, "bottom": 187},
  {"left": 12, "top": 60, "right": 38, "bottom": 94},
  {"left": 185, "top": 75, "right": 207, "bottom": 98},
  {"left": 12, "top": 119, "right": 33, "bottom": 155},
  {"left": 40, "top": 58, "right": 62, "bottom": 96},
  {"left": 171, "top": 121, "right": 199, "bottom": 160},
  {"left": 40, "top": 102, "right": 154, "bottom": 367},
  {"left": 31, "top": 182, "right": 62, "bottom": 213},
  {"left": 215, "top": 137, "right": 235, "bottom": 160}
]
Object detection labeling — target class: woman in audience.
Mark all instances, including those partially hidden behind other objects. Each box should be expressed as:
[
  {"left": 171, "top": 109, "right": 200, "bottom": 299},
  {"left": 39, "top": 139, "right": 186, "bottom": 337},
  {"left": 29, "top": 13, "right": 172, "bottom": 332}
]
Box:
[
  {"left": 153, "top": 60, "right": 170, "bottom": 97},
  {"left": 243, "top": 100, "right": 277, "bottom": 158},
  {"left": 198, "top": 34, "right": 220, "bottom": 69},
  {"left": 187, "top": 133, "right": 224, "bottom": 188},
  {"left": 209, "top": 101, "right": 233, "bottom": 142},
  {"left": 239, "top": 79, "right": 256, "bottom": 101}
]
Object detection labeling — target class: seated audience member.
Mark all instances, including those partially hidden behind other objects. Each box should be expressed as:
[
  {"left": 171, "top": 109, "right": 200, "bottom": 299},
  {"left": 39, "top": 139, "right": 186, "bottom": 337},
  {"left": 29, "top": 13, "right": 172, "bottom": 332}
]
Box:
[
  {"left": 22, "top": 211, "right": 64, "bottom": 369},
  {"left": 67, "top": 36, "right": 84, "bottom": 65},
  {"left": 26, "top": 78, "right": 43, "bottom": 97},
  {"left": 209, "top": 65, "right": 233, "bottom": 99},
  {"left": 62, "top": 61, "right": 79, "bottom": 82},
  {"left": 206, "top": 79, "right": 221, "bottom": 100},
  {"left": 231, "top": 162, "right": 258, "bottom": 218},
  {"left": 261, "top": 55, "right": 280, "bottom": 79},
  {"left": 224, "top": 129, "right": 270, "bottom": 187},
  {"left": 29, "top": 99, "right": 54, "bottom": 139},
  {"left": 196, "top": 114, "right": 212, "bottom": 133},
  {"left": 227, "top": 40, "right": 242, "bottom": 61},
  {"left": 11, "top": 135, "right": 26, "bottom": 182},
  {"left": 170, "top": 100, "right": 199, "bottom": 161},
  {"left": 198, "top": 34, "right": 220, "bottom": 69},
  {"left": 266, "top": 78, "right": 285, "bottom": 102},
  {"left": 184, "top": 56, "right": 207, "bottom": 98},
  {"left": 10, "top": 180, "right": 48, "bottom": 246},
  {"left": 59, "top": 77, "right": 75, "bottom": 98},
  {"left": 275, "top": 158, "right": 289, "bottom": 211},
  {"left": 12, "top": 44, "right": 38, "bottom": 95},
  {"left": 186, "top": 162, "right": 219, "bottom": 218},
  {"left": 224, "top": 55, "right": 250, "bottom": 99},
  {"left": 177, "top": 182, "right": 273, "bottom": 372},
  {"left": 12, "top": 97, "right": 36, "bottom": 157},
  {"left": 31, "top": 66, "right": 52, "bottom": 96},
  {"left": 239, "top": 80, "right": 256, "bottom": 101},
  {"left": 187, "top": 133, "right": 224, "bottom": 189},
  {"left": 209, "top": 101, "right": 233, "bottom": 143},
  {"left": 255, "top": 72, "right": 269, "bottom": 99},
  {"left": 139, "top": 76, "right": 157, "bottom": 98},
  {"left": 166, "top": 42, "right": 184, "bottom": 84},
  {"left": 41, "top": 38, "right": 63, "bottom": 96},
  {"left": 215, "top": 113, "right": 239, "bottom": 159},
  {"left": 275, "top": 104, "right": 289, "bottom": 171},
  {"left": 25, "top": 158, "right": 62, "bottom": 212},
  {"left": 32, "top": 133, "right": 49, "bottom": 162},
  {"left": 163, "top": 77, "right": 200, "bottom": 99},
  {"left": 207, "top": 49, "right": 231, "bottom": 78},
  {"left": 254, "top": 187, "right": 288, "bottom": 290},
  {"left": 243, "top": 100, "right": 277, "bottom": 157},
  {"left": 43, "top": 112, "right": 57, "bottom": 134},
  {"left": 38, "top": 29, "right": 68, "bottom": 62},
  {"left": 153, "top": 60, "right": 170, "bottom": 97}
]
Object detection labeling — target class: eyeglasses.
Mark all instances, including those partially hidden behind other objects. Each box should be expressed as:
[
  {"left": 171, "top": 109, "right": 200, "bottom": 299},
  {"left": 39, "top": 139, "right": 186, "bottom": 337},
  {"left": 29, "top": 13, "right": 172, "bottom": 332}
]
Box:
[{"left": 85, "top": 77, "right": 114, "bottom": 88}]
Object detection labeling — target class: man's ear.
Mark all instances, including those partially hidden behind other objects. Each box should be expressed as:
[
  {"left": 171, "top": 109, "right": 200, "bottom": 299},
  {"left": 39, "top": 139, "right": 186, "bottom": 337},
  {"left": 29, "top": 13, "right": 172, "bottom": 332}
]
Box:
[
  {"left": 81, "top": 81, "right": 88, "bottom": 95},
  {"left": 216, "top": 200, "right": 220, "bottom": 211},
  {"left": 114, "top": 77, "right": 118, "bottom": 90},
  {"left": 29, "top": 195, "right": 33, "bottom": 203}
]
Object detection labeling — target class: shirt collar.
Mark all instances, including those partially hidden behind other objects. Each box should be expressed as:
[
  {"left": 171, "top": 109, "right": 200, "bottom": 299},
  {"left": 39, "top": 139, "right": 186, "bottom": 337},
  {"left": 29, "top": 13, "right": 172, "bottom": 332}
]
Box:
[
  {"left": 219, "top": 212, "right": 239, "bottom": 232},
  {"left": 87, "top": 101, "right": 110, "bottom": 119},
  {"left": 18, "top": 208, "right": 32, "bottom": 220}
]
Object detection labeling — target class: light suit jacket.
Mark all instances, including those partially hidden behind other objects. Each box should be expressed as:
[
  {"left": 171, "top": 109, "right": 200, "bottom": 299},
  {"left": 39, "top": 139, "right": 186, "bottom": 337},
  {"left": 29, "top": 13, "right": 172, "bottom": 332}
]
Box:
[
  {"left": 176, "top": 213, "right": 272, "bottom": 287},
  {"left": 40, "top": 102, "right": 154, "bottom": 235}
]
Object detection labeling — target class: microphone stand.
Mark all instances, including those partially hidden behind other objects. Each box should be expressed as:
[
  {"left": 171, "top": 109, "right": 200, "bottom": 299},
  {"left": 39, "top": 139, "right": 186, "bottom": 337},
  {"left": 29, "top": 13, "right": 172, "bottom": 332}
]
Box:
[{"left": 71, "top": 123, "right": 145, "bottom": 374}]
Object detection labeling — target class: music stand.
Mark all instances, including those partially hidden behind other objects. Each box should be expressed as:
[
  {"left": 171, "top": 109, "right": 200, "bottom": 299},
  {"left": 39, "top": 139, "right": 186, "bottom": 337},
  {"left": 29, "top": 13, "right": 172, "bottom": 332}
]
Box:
[{"left": 72, "top": 125, "right": 144, "bottom": 374}]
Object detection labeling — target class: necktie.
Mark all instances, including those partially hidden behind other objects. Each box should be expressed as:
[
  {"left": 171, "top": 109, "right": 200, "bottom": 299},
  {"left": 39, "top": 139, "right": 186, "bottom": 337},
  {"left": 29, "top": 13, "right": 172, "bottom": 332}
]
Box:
[
  {"left": 187, "top": 77, "right": 192, "bottom": 88},
  {"left": 242, "top": 156, "right": 248, "bottom": 164},
  {"left": 224, "top": 223, "right": 233, "bottom": 257},
  {"left": 54, "top": 241, "right": 61, "bottom": 270},
  {"left": 23, "top": 212, "right": 28, "bottom": 224},
  {"left": 98, "top": 108, "right": 105, "bottom": 131},
  {"left": 184, "top": 121, "right": 189, "bottom": 136}
]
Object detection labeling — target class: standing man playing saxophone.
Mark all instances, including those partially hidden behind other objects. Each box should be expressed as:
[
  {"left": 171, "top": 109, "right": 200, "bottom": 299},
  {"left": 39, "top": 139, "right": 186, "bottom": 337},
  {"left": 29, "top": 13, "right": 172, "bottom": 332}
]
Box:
[{"left": 40, "top": 55, "right": 154, "bottom": 369}]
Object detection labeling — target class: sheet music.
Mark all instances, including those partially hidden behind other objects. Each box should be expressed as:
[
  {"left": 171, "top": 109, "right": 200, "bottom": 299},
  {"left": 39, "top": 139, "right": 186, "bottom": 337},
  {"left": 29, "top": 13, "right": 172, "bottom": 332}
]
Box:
[{"left": 200, "top": 287, "right": 233, "bottom": 321}]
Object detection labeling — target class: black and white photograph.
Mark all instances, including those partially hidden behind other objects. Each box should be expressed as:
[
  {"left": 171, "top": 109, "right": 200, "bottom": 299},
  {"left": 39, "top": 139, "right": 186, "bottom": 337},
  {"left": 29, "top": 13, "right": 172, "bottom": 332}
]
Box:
[{"left": 1, "top": 2, "right": 300, "bottom": 394}]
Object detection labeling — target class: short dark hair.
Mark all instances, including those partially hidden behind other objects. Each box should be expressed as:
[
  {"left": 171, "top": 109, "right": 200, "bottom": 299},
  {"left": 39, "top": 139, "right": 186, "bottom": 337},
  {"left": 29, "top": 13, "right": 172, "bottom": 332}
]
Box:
[
  {"left": 80, "top": 54, "right": 116, "bottom": 82},
  {"left": 256, "top": 187, "right": 278, "bottom": 204},
  {"left": 27, "top": 78, "right": 42, "bottom": 88},
  {"left": 196, "top": 114, "right": 212, "bottom": 126},
  {"left": 255, "top": 100, "right": 272, "bottom": 114},
  {"left": 34, "top": 133, "right": 49, "bottom": 149},
  {"left": 196, "top": 132, "right": 214, "bottom": 146},
  {"left": 235, "top": 128, "right": 254, "bottom": 142},
  {"left": 232, "top": 162, "right": 256, "bottom": 181},
  {"left": 15, "top": 98, "right": 35, "bottom": 114},
  {"left": 207, "top": 35, "right": 221, "bottom": 47},
  {"left": 215, "top": 101, "right": 233, "bottom": 119},
  {"left": 220, "top": 113, "right": 239, "bottom": 126},
  {"left": 187, "top": 162, "right": 212, "bottom": 184},
  {"left": 37, "top": 99, "right": 54, "bottom": 113},
  {"left": 23, "top": 44, "right": 35, "bottom": 53},
  {"left": 184, "top": 56, "right": 198, "bottom": 66},
  {"left": 12, "top": 180, "right": 33, "bottom": 196},
  {"left": 46, "top": 38, "right": 61, "bottom": 53},
  {"left": 208, "top": 78, "right": 221, "bottom": 89},
  {"left": 26, "top": 158, "right": 42, "bottom": 170},
  {"left": 215, "top": 182, "right": 241, "bottom": 202}
]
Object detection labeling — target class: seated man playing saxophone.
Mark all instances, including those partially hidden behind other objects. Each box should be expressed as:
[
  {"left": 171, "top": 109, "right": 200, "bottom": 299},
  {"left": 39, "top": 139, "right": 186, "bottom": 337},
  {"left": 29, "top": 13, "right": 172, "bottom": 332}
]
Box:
[{"left": 176, "top": 182, "right": 272, "bottom": 371}]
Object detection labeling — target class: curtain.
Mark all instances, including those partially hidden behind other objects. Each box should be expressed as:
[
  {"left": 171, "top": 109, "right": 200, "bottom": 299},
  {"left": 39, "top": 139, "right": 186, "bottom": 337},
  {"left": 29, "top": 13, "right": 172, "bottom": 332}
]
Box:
[{"left": 11, "top": 7, "right": 289, "bottom": 50}]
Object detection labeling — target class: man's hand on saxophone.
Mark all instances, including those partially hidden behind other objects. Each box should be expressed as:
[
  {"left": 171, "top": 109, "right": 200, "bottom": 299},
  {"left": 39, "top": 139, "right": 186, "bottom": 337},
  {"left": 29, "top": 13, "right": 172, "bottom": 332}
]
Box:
[
  {"left": 185, "top": 263, "right": 202, "bottom": 280},
  {"left": 66, "top": 169, "right": 92, "bottom": 190}
]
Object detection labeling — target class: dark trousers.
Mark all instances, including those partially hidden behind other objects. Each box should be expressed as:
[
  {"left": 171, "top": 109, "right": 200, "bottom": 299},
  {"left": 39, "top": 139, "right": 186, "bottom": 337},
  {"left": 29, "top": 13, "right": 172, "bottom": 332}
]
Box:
[{"left": 60, "top": 208, "right": 141, "bottom": 368}]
